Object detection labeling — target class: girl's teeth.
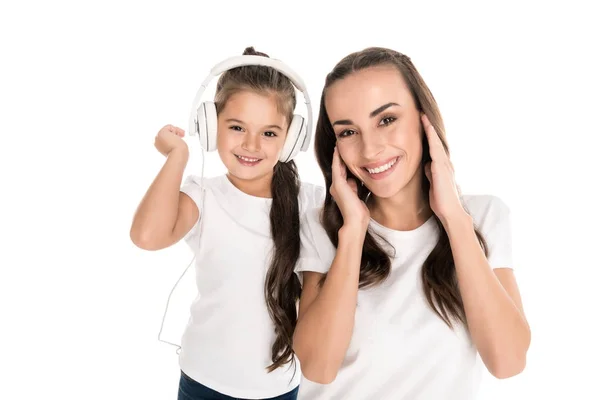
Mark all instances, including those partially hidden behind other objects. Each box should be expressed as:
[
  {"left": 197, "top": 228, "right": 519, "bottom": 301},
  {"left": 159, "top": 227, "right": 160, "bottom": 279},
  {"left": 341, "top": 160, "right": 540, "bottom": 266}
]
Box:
[{"left": 238, "top": 156, "right": 259, "bottom": 162}]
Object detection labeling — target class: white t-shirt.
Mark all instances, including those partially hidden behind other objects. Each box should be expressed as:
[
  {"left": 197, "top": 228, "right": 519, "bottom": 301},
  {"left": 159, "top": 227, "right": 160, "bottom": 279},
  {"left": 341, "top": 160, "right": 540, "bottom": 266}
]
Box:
[
  {"left": 295, "top": 195, "right": 513, "bottom": 400},
  {"left": 179, "top": 174, "right": 325, "bottom": 399}
]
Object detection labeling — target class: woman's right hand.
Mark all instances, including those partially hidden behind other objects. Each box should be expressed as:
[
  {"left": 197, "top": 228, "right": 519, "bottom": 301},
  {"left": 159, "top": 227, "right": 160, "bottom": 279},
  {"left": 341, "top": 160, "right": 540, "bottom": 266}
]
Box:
[
  {"left": 330, "top": 147, "right": 370, "bottom": 231},
  {"left": 154, "top": 124, "right": 188, "bottom": 157}
]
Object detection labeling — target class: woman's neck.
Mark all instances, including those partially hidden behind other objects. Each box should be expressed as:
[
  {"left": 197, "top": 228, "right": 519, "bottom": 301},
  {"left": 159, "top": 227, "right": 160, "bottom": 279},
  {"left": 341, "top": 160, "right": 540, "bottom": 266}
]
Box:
[{"left": 369, "top": 174, "right": 432, "bottom": 231}]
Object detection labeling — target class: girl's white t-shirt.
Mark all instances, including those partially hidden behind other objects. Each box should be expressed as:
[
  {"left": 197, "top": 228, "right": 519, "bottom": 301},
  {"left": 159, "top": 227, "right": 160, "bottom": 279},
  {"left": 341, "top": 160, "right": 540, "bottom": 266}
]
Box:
[
  {"left": 295, "top": 195, "right": 513, "bottom": 400},
  {"left": 179, "top": 174, "right": 324, "bottom": 399}
]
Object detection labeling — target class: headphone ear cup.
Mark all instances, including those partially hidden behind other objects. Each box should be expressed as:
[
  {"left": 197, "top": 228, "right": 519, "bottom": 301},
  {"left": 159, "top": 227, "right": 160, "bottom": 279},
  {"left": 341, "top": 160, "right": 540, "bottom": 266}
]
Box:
[
  {"left": 279, "top": 114, "right": 306, "bottom": 163},
  {"left": 197, "top": 101, "right": 218, "bottom": 152}
]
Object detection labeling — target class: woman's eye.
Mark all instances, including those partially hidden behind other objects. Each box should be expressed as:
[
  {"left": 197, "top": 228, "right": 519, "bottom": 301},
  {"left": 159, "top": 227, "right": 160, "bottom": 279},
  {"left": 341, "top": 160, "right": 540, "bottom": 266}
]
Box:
[
  {"left": 379, "top": 116, "right": 397, "bottom": 126},
  {"left": 337, "top": 129, "right": 357, "bottom": 138}
]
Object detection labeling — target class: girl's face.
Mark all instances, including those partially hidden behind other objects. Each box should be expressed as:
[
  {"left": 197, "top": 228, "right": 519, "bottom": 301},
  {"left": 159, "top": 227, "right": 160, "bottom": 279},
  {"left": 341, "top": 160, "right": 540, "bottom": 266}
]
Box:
[
  {"left": 325, "top": 65, "right": 424, "bottom": 200},
  {"left": 217, "top": 90, "right": 289, "bottom": 184}
]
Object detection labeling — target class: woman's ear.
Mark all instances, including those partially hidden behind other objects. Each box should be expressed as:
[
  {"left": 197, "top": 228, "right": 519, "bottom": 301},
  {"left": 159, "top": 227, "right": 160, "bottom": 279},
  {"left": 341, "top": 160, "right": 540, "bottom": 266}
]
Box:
[
  {"left": 420, "top": 123, "right": 431, "bottom": 164},
  {"left": 419, "top": 115, "right": 426, "bottom": 137}
]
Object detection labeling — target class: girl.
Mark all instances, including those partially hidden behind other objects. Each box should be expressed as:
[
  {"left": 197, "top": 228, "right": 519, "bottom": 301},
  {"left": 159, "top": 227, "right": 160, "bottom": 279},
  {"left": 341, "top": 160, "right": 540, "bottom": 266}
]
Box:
[
  {"left": 292, "top": 47, "right": 530, "bottom": 399},
  {"left": 130, "top": 47, "right": 323, "bottom": 400}
]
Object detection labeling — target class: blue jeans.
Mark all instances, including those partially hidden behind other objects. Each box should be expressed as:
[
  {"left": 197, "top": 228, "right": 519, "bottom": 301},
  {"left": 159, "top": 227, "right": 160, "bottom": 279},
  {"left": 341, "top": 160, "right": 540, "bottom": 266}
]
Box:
[{"left": 177, "top": 371, "right": 299, "bottom": 400}]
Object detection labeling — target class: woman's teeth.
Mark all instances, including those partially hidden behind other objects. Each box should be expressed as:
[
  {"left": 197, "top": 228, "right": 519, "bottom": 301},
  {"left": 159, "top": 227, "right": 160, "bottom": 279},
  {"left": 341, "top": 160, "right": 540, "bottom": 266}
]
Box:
[{"left": 366, "top": 157, "right": 398, "bottom": 174}]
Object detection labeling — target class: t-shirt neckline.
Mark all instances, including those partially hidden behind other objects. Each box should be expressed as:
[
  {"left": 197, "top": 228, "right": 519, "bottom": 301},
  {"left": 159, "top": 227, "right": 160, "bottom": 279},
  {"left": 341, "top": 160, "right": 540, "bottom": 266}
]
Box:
[
  {"left": 369, "top": 214, "right": 438, "bottom": 241},
  {"left": 221, "top": 174, "right": 273, "bottom": 204}
]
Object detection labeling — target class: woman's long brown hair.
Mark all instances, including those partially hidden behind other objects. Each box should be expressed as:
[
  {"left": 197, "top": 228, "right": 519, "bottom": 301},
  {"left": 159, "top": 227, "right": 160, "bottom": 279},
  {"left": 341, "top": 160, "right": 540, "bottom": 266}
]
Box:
[
  {"left": 315, "top": 47, "right": 488, "bottom": 327},
  {"left": 214, "top": 47, "right": 301, "bottom": 372}
]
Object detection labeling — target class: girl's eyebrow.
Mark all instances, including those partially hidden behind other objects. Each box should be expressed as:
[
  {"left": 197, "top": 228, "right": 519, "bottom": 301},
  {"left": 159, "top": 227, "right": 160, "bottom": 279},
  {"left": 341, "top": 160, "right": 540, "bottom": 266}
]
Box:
[{"left": 226, "top": 118, "right": 282, "bottom": 130}]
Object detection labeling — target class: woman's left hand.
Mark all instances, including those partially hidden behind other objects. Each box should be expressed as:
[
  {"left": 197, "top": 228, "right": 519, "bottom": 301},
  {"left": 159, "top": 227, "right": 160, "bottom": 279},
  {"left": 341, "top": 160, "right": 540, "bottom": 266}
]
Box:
[{"left": 422, "top": 114, "right": 467, "bottom": 225}]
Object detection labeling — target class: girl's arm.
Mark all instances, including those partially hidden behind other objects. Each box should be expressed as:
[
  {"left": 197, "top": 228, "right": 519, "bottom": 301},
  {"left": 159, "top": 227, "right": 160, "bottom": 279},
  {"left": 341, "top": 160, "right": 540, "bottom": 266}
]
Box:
[{"left": 130, "top": 125, "right": 199, "bottom": 250}]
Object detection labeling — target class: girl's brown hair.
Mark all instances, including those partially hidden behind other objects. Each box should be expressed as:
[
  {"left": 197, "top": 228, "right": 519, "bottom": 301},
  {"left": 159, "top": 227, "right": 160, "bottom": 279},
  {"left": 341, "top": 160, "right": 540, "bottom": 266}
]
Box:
[{"left": 215, "top": 47, "right": 301, "bottom": 373}]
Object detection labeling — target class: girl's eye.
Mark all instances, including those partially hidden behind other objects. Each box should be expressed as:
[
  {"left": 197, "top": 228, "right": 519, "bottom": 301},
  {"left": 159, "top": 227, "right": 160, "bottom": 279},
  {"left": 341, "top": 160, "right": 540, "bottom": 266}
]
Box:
[
  {"left": 337, "top": 129, "right": 357, "bottom": 138},
  {"left": 379, "top": 116, "right": 397, "bottom": 126},
  {"left": 263, "top": 131, "right": 277, "bottom": 138},
  {"left": 229, "top": 125, "right": 244, "bottom": 132}
]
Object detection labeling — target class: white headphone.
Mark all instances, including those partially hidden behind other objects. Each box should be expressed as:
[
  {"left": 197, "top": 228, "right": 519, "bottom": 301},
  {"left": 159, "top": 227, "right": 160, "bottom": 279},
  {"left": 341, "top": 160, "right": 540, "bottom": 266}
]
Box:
[{"left": 187, "top": 55, "right": 313, "bottom": 163}]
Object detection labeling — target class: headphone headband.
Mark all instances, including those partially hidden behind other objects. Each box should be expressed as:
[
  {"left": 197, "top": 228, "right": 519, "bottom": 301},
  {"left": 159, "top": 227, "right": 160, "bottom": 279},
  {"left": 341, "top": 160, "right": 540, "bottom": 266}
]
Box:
[{"left": 188, "top": 55, "right": 312, "bottom": 152}]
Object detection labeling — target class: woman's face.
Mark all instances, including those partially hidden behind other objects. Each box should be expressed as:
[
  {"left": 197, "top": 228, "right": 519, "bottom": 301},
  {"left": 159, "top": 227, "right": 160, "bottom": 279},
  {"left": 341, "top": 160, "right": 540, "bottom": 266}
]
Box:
[{"left": 325, "top": 65, "right": 424, "bottom": 199}]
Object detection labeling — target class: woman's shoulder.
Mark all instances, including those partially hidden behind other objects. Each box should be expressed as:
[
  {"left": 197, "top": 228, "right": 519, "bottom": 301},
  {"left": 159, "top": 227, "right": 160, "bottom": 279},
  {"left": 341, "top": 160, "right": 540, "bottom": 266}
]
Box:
[
  {"left": 298, "top": 181, "right": 326, "bottom": 212},
  {"left": 461, "top": 194, "right": 511, "bottom": 228},
  {"left": 296, "top": 204, "right": 337, "bottom": 274}
]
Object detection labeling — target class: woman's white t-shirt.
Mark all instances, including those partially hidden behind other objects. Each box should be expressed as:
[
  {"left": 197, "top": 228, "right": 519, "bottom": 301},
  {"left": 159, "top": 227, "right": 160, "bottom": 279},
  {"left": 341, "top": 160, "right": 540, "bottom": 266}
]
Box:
[
  {"left": 179, "top": 174, "right": 324, "bottom": 399},
  {"left": 295, "top": 195, "right": 513, "bottom": 400}
]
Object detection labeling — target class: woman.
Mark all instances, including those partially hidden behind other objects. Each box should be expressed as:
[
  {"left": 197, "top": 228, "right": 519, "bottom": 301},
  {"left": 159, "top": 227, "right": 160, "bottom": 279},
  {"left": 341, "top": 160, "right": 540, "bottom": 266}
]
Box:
[{"left": 292, "top": 47, "right": 530, "bottom": 399}]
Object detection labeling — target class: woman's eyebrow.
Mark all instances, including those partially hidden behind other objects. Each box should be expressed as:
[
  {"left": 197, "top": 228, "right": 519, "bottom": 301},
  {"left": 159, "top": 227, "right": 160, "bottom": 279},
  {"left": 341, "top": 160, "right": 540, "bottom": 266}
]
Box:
[
  {"left": 369, "top": 102, "right": 400, "bottom": 118},
  {"left": 332, "top": 102, "right": 401, "bottom": 127}
]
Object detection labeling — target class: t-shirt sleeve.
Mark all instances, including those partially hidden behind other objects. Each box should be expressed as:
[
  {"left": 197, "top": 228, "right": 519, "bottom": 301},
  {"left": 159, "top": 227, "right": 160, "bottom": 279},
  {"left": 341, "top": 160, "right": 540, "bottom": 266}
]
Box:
[
  {"left": 180, "top": 175, "right": 205, "bottom": 245},
  {"left": 294, "top": 206, "right": 336, "bottom": 286},
  {"left": 471, "top": 196, "right": 513, "bottom": 270},
  {"left": 298, "top": 181, "right": 326, "bottom": 214}
]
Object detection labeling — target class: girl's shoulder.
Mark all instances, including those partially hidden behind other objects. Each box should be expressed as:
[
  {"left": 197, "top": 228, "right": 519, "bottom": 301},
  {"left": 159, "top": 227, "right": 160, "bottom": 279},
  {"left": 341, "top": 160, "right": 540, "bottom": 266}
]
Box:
[
  {"left": 183, "top": 175, "right": 325, "bottom": 213},
  {"left": 181, "top": 174, "right": 224, "bottom": 191}
]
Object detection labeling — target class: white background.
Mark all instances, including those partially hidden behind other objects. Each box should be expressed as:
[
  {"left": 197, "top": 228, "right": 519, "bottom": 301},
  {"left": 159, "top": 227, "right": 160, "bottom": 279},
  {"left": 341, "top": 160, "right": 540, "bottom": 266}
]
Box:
[{"left": 1, "top": 0, "right": 599, "bottom": 399}]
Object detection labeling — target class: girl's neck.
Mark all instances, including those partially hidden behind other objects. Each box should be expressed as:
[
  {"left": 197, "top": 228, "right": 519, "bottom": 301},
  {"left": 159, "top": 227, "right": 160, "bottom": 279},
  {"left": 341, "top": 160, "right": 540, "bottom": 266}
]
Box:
[{"left": 226, "top": 171, "right": 273, "bottom": 198}]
